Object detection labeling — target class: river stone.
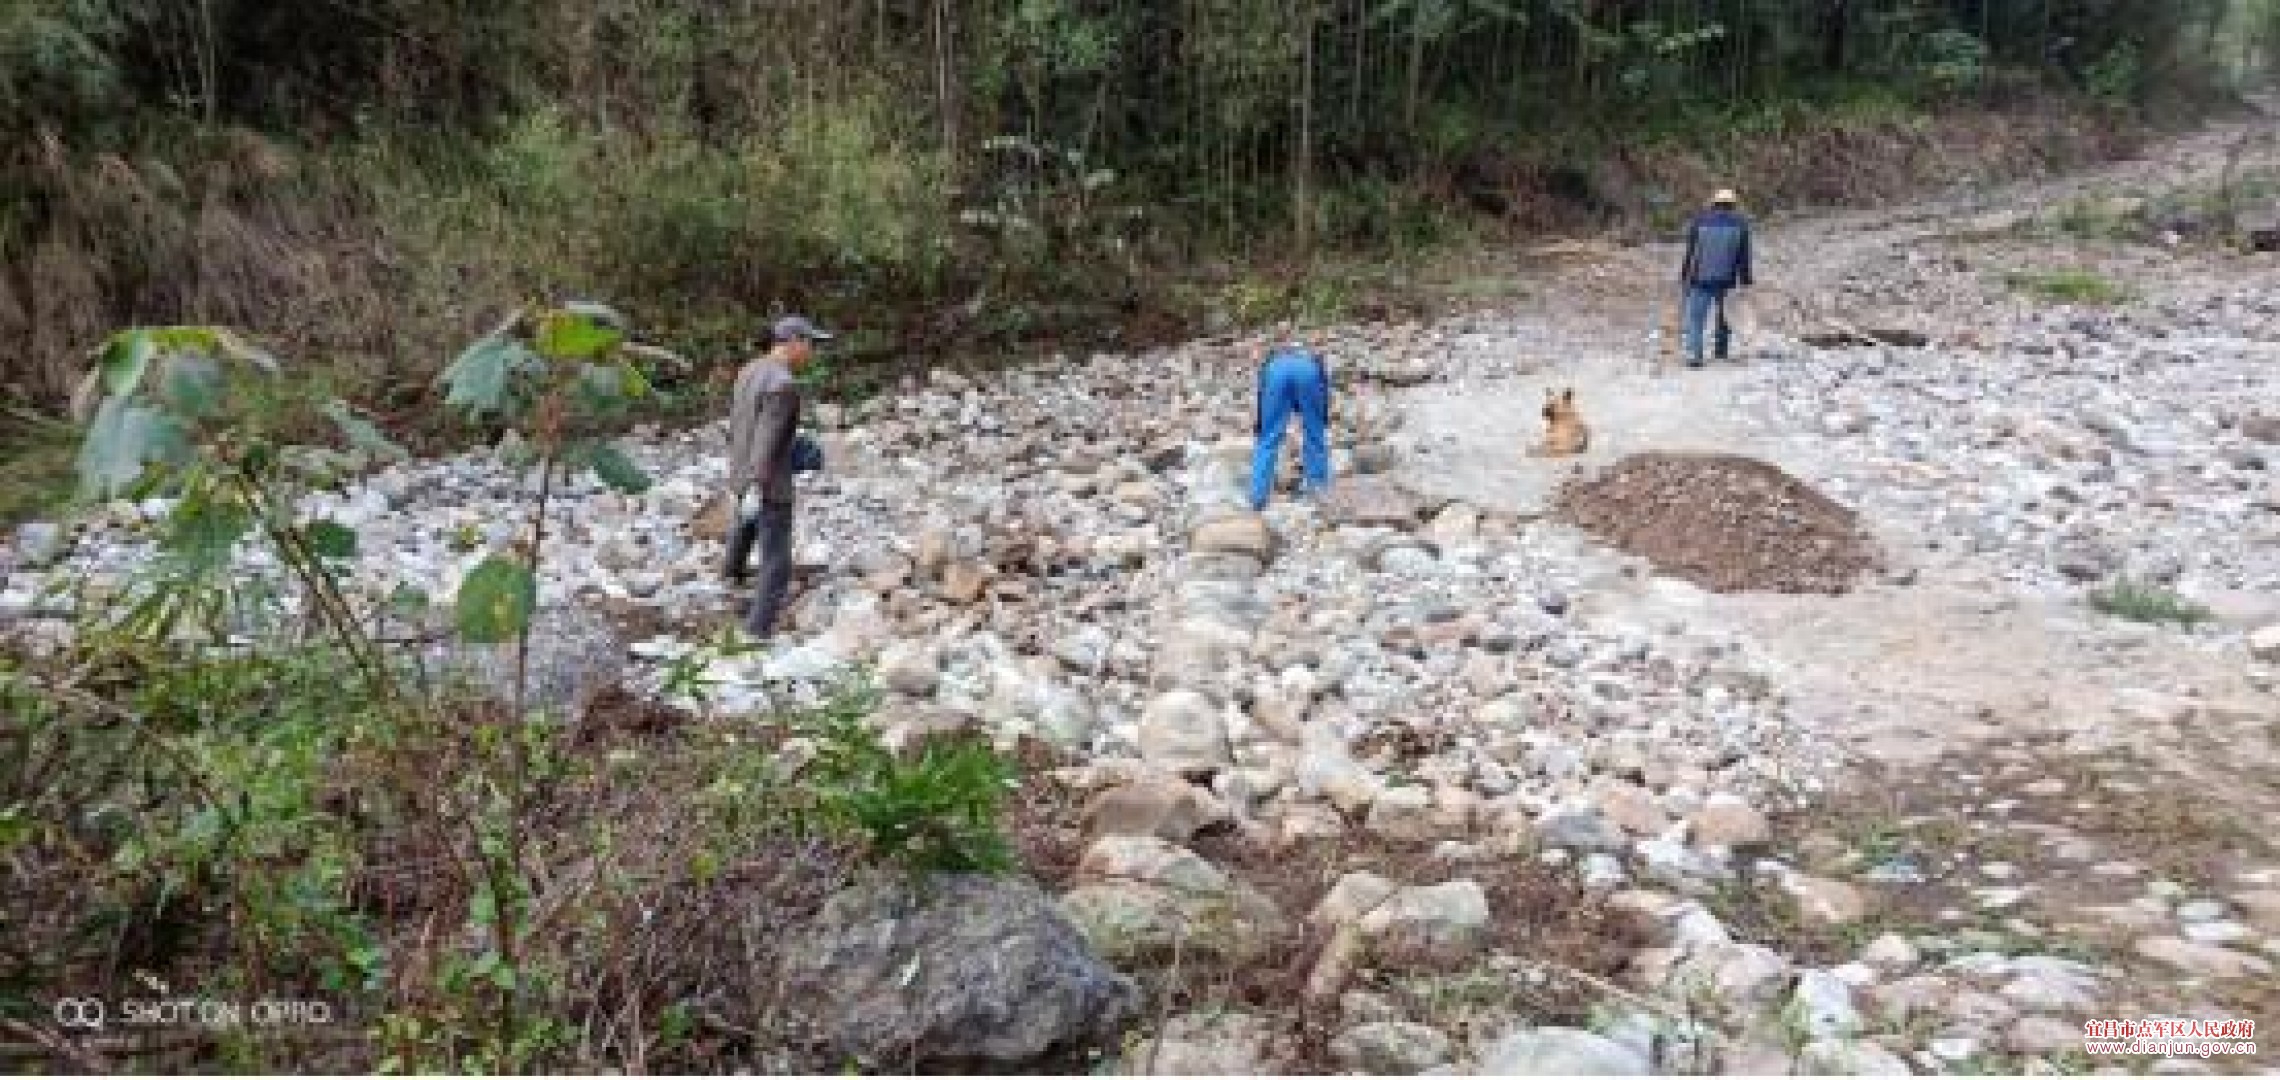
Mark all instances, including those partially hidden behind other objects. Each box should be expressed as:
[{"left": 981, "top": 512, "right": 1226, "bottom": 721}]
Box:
[
  {"left": 777, "top": 874, "right": 1138, "bottom": 1066},
  {"left": 1357, "top": 880, "right": 1490, "bottom": 969},
  {"left": 1474, "top": 1027, "right": 1650, "bottom": 1075},
  {"left": 1330, "top": 1021, "right": 1453, "bottom": 1074},
  {"left": 1137, "top": 690, "right": 1231, "bottom": 771}
]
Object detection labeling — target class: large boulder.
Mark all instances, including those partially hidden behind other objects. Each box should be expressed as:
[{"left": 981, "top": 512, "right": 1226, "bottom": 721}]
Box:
[{"left": 778, "top": 874, "right": 1138, "bottom": 1067}]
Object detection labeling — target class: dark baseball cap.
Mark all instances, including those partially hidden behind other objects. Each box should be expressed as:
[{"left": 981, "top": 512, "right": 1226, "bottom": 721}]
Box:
[{"left": 771, "top": 315, "right": 835, "bottom": 344}]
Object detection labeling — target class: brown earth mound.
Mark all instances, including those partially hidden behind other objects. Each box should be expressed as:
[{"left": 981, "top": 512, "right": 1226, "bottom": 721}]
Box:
[{"left": 1552, "top": 453, "right": 1881, "bottom": 595}]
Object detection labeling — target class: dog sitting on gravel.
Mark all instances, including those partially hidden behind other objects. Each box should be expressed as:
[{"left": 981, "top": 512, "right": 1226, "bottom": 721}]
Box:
[{"left": 1530, "top": 388, "right": 1590, "bottom": 458}]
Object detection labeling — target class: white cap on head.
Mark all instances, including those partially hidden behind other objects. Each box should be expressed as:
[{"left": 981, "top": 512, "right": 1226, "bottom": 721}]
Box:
[{"left": 1711, "top": 188, "right": 1740, "bottom": 205}]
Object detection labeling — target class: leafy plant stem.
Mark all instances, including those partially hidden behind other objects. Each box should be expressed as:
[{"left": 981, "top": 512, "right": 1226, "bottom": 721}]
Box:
[{"left": 224, "top": 466, "right": 398, "bottom": 712}]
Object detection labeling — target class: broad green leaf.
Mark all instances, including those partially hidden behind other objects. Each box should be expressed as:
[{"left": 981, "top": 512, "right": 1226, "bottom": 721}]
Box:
[
  {"left": 76, "top": 396, "right": 139, "bottom": 498},
  {"left": 574, "top": 363, "right": 625, "bottom": 412},
  {"left": 534, "top": 309, "right": 624, "bottom": 361},
  {"left": 469, "top": 890, "right": 499, "bottom": 928},
  {"left": 75, "top": 396, "right": 191, "bottom": 499},
  {"left": 304, "top": 519, "right": 359, "bottom": 560},
  {"left": 581, "top": 440, "right": 651, "bottom": 494},
  {"left": 136, "top": 406, "right": 193, "bottom": 474},
  {"left": 387, "top": 583, "right": 429, "bottom": 617},
  {"left": 99, "top": 330, "right": 155, "bottom": 397},
  {"left": 157, "top": 352, "right": 223, "bottom": 419},
  {"left": 164, "top": 488, "right": 251, "bottom": 573},
  {"left": 455, "top": 556, "right": 536, "bottom": 644},
  {"left": 320, "top": 400, "right": 407, "bottom": 460},
  {"left": 441, "top": 336, "right": 528, "bottom": 417}
]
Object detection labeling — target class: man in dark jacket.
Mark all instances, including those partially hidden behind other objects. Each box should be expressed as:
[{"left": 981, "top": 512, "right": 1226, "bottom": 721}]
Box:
[
  {"left": 1679, "top": 188, "right": 1754, "bottom": 368},
  {"left": 724, "top": 314, "right": 831, "bottom": 637}
]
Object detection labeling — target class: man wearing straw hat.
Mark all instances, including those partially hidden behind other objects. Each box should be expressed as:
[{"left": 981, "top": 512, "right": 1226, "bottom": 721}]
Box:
[{"left": 1678, "top": 188, "right": 1754, "bottom": 369}]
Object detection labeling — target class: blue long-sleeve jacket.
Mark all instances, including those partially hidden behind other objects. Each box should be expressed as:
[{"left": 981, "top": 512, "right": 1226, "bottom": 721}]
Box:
[{"left": 1682, "top": 208, "right": 1754, "bottom": 289}]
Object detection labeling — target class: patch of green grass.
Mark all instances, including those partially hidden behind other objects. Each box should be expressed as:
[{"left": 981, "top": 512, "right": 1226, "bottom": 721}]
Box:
[
  {"left": 2003, "top": 268, "right": 2132, "bottom": 305},
  {"left": 2048, "top": 195, "right": 2144, "bottom": 240},
  {"left": 2088, "top": 578, "right": 2213, "bottom": 627}
]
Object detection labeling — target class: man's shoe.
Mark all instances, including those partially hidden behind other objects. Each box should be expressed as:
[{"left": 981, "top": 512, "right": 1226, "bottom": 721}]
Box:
[{"left": 721, "top": 514, "right": 759, "bottom": 583}]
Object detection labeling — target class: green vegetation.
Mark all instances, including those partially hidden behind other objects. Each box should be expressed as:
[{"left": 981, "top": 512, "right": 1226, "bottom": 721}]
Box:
[
  {"left": 0, "top": 1, "right": 2274, "bottom": 427},
  {"left": 793, "top": 684, "right": 1018, "bottom": 877},
  {"left": 0, "top": 410, "right": 76, "bottom": 526},
  {"left": 2004, "top": 268, "right": 2134, "bottom": 305},
  {"left": 0, "top": 318, "right": 1017, "bottom": 1070},
  {"left": 2089, "top": 578, "right": 2216, "bottom": 626}
]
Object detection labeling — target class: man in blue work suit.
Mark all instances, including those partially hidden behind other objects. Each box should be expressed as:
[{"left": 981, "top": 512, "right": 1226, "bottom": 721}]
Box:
[
  {"left": 1250, "top": 338, "right": 1332, "bottom": 511},
  {"left": 1679, "top": 188, "right": 1754, "bottom": 368}
]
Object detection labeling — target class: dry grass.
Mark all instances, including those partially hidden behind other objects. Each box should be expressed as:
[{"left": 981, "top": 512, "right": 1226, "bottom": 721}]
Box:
[
  {"left": 2, "top": 132, "right": 414, "bottom": 412},
  {"left": 0, "top": 407, "right": 78, "bottom": 526}
]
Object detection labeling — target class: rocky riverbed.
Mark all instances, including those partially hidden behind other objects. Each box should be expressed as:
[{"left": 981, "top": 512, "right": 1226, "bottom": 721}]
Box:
[{"left": 6, "top": 112, "right": 2280, "bottom": 1075}]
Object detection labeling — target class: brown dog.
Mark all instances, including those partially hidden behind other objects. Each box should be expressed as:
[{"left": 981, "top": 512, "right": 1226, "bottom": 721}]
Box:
[{"left": 1529, "top": 388, "right": 1589, "bottom": 457}]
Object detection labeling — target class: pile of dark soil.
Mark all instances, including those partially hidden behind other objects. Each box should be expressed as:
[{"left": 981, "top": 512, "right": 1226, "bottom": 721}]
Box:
[{"left": 1552, "top": 452, "right": 1881, "bottom": 595}]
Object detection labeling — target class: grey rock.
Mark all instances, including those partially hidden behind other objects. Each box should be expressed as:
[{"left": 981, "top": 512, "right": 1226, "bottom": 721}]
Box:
[
  {"left": 1792, "top": 969, "right": 1862, "bottom": 1040},
  {"left": 1358, "top": 880, "right": 1491, "bottom": 969},
  {"left": 2006, "top": 1014, "right": 2081, "bottom": 1055},
  {"left": 2133, "top": 935, "right": 2274, "bottom": 978},
  {"left": 1859, "top": 933, "right": 1921, "bottom": 974},
  {"left": 1331, "top": 1021, "right": 1454, "bottom": 1074},
  {"left": 1475, "top": 1027, "right": 1650, "bottom": 1075},
  {"left": 1797, "top": 1038, "right": 1913, "bottom": 1075},
  {"left": 778, "top": 874, "right": 1138, "bottom": 1066},
  {"left": 1054, "top": 624, "right": 1116, "bottom": 674},
  {"left": 1999, "top": 957, "right": 2100, "bottom": 1012},
  {"left": 1138, "top": 690, "right": 1231, "bottom": 771},
  {"left": 878, "top": 641, "right": 942, "bottom": 696},
  {"left": 1636, "top": 837, "right": 1733, "bottom": 893},
  {"left": 11, "top": 522, "right": 68, "bottom": 568},
  {"left": 1582, "top": 853, "right": 1630, "bottom": 890},
  {"left": 2248, "top": 624, "right": 2280, "bottom": 664},
  {"left": 1536, "top": 804, "right": 1629, "bottom": 854},
  {"left": 1133, "top": 1011, "right": 1277, "bottom": 1075}
]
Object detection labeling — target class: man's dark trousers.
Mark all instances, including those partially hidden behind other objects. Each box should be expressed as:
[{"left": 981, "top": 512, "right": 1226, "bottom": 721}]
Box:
[{"left": 724, "top": 502, "right": 794, "bottom": 637}]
